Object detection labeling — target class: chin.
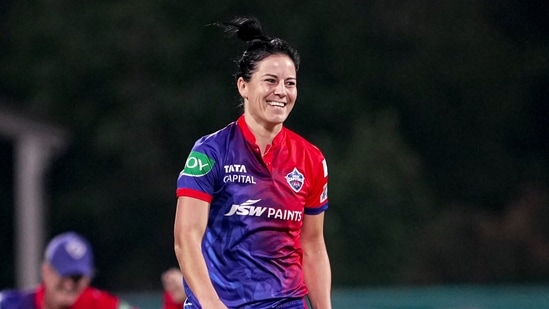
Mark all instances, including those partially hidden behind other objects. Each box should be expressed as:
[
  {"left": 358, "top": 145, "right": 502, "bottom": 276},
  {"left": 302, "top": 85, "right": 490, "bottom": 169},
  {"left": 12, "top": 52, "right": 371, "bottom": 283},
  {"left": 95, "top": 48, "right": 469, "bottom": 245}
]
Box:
[{"left": 268, "top": 115, "right": 288, "bottom": 124}]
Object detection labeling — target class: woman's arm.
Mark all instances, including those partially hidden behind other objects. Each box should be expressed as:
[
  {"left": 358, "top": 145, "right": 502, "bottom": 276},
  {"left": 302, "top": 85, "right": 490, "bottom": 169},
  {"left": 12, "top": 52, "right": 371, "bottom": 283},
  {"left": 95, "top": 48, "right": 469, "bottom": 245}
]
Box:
[
  {"left": 174, "top": 196, "right": 227, "bottom": 309},
  {"left": 301, "top": 212, "right": 332, "bottom": 309}
]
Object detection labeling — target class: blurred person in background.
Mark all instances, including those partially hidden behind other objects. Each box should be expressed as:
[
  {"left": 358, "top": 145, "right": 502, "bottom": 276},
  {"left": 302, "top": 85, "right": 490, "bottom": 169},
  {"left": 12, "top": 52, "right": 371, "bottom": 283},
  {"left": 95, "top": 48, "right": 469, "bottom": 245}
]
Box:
[
  {"left": 161, "top": 268, "right": 185, "bottom": 309},
  {"left": 0, "top": 231, "right": 135, "bottom": 309},
  {"left": 173, "top": 16, "right": 332, "bottom": 309}
]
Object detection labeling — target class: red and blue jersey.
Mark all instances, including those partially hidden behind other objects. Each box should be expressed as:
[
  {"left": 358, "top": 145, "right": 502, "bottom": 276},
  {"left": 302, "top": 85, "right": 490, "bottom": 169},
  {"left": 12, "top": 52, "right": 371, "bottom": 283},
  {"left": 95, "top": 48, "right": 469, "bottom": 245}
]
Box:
[{"left": 176, "top": 115, "right": 329, "bottom": 308}]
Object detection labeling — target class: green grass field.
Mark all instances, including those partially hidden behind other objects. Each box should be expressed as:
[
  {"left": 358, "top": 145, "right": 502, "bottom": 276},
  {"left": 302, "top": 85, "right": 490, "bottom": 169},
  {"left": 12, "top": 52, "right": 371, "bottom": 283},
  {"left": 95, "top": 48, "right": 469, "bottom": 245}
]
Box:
[{"left": 122, "top": 285, "right": 549, "bottom": 309}]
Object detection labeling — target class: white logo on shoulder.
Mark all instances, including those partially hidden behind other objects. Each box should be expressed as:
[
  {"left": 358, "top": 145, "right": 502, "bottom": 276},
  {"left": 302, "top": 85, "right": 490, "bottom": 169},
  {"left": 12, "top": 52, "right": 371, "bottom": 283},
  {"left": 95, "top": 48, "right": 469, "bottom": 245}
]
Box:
[{"left": 320, "top": 183, "right": 328, "bottom": 203}]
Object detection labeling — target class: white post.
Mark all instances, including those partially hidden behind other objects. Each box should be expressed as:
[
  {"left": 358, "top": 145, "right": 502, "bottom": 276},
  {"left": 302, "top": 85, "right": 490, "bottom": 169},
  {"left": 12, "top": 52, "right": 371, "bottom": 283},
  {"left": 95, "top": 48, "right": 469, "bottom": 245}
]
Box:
[
  {"left": 0, "top": 108, "right": 68, "bottom": 289},
  {"left": 14, "top": 134, "right": 52, "bottom": 289}
]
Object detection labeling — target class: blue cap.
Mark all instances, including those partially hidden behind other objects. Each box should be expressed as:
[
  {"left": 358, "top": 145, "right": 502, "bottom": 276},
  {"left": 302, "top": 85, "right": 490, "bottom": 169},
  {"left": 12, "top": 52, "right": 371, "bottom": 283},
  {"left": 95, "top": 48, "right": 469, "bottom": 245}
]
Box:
[{"left": 45, "top": 232, "right": 94, "bottom": 277}]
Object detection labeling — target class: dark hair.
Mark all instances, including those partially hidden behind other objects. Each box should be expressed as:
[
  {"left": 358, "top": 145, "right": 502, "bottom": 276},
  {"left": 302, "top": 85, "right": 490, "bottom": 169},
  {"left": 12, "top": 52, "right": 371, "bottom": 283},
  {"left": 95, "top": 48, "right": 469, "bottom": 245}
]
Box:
[{"left": 215, "top": 16, "right": 300, "bottom": 82}]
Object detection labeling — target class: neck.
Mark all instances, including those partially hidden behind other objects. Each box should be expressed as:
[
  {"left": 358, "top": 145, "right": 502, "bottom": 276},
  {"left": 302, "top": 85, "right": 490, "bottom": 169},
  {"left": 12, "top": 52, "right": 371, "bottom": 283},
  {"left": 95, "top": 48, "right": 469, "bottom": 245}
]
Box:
[{"left": 244, "top": 114, "right": 282, "bottom": 155}]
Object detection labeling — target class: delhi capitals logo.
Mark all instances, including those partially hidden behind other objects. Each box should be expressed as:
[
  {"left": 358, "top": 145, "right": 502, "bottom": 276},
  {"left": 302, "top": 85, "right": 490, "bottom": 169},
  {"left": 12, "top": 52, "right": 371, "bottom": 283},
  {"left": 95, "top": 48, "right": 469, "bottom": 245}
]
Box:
[{"left": 286, "top": 168, "right": 305, "bottom": 192}]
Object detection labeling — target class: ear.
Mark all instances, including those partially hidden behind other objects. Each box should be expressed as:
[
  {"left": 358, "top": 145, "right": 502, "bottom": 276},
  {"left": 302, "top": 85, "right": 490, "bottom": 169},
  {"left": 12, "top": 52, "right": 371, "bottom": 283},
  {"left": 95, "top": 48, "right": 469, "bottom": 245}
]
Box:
[{"left": 237, "top": 77, "right": 248, "bottom": 100}]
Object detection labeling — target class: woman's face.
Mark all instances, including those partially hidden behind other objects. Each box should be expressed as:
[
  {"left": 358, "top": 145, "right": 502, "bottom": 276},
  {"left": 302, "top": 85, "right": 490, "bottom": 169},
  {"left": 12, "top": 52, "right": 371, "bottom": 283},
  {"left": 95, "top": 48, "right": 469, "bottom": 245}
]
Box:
[{"left": 238, "top": 54, "right": 297, "bottom": 129}]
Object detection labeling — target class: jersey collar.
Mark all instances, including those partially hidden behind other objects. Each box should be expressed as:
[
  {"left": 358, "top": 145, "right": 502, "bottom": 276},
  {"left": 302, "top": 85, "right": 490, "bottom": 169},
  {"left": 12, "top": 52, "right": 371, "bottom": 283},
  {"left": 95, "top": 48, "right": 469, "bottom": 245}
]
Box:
[{"left": 236, "top": 115, "right": 286, "bottom": 148}]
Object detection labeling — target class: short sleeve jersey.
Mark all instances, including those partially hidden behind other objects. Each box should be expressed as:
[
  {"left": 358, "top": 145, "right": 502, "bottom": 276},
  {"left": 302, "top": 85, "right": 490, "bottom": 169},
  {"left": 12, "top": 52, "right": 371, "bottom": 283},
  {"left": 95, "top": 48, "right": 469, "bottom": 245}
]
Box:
[
  {"left": 0, "top": 285, "right": 133, "bottom": 309},
  {"left": 176, "top": 115, "right": 329, "bottom": 308}
]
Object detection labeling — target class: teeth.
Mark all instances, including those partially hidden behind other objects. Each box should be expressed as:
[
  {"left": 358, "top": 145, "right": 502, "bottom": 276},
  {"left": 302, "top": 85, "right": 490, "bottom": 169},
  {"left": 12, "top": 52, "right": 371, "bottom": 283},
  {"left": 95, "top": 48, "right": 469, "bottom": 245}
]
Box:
[{"left": 267, "top": 101, "right": 286, "bottom": 107}]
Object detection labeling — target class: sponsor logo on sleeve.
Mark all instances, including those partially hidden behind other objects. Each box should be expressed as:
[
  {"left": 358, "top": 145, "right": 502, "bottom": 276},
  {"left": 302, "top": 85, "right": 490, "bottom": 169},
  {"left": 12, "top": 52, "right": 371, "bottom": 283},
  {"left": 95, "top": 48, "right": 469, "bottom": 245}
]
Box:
[
  {"left": 320, "top": 183, "right": 328, "bottom": 203},
  {"left": 286, "top": 167, "right": 305, "bottom": 192},
  {"left": 181, "top": 151, "right": 215, "bottom": 177}
]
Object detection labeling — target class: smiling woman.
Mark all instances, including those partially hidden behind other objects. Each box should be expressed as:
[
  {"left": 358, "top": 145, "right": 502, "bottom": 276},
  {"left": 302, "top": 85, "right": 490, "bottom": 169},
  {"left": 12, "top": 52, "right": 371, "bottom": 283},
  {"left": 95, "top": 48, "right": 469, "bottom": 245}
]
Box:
[
  {"left": 173, "top": 16, "right": 332, "bottom": 309},
  {"left": 237, "top": 53, "right": 298, "bottom": 150}
]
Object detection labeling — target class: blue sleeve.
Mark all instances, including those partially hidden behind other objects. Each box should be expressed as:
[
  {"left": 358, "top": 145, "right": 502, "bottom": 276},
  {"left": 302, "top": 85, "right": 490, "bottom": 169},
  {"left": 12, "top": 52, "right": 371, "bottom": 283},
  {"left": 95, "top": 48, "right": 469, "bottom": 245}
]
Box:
[
  {"left": 177, "top": 135, "right": 223, "bottom": 197},
  {"left": 0, "top": 290, "right": 36, "bottom": 309}
]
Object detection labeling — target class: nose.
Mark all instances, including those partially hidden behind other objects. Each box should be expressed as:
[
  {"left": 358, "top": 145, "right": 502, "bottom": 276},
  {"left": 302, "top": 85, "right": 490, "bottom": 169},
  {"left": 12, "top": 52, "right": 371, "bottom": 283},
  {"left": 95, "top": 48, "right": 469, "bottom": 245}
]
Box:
[{"left": 273, "top": 81, "right": 286, "bottom": 96}]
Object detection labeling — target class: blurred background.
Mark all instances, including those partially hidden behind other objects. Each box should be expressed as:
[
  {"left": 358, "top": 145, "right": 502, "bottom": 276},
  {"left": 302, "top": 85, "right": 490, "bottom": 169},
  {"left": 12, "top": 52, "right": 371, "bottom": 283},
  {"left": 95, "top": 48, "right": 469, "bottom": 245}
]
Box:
[{"left": 1, "top": 0, "right": 548, "bottom": 308}]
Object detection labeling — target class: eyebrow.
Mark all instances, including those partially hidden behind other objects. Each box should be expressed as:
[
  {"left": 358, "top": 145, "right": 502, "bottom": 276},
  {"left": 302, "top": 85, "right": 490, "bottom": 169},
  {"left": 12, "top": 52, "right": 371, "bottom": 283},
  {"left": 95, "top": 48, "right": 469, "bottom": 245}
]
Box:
[{"left": 261, "top": 74, "right": 296, "bottom": 80}]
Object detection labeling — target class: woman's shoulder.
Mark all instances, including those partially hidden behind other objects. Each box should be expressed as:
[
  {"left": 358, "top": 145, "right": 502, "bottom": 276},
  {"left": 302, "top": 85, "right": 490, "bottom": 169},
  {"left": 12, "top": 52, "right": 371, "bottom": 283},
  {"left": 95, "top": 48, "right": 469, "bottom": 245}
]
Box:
[
  {"left": 196, "top": 121, "right": 238, "bottom": 142},
  {"left": 283, "top": 127, "right": 323, "bottom": 154},
  {"left": 192, "top": 121, "right": 239, "bottom": 149}
]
